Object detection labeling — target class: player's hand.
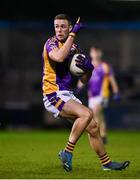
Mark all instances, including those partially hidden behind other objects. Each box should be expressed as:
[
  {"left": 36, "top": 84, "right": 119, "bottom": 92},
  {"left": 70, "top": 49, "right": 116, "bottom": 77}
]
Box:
[
  {"left": 75, "top": 54, "right": 94, "bottom": 72},
  {"left": 113, "top": 93, "right": 121, "bottom": 102},
  {"left": 71, "top": 17, "right": 84, "bottom": 35}
]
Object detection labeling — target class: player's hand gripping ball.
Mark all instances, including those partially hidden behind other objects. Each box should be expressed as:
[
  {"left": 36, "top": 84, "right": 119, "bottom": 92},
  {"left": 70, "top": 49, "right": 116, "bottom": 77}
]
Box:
[
  {"left": 69, "top": 53, "right": 94, "bottom": 76},
  {"left": 69, "top": 53, "right": 85, "bottom": 76}
]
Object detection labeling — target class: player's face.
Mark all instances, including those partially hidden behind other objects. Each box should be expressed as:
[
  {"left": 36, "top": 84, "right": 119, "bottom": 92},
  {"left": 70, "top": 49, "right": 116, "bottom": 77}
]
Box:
[
  {"left": 90, "top": 48, "right": 102, "bottom": 67},
  {"left": 54, "top": 19, "right": 71, "bottom": 41}
]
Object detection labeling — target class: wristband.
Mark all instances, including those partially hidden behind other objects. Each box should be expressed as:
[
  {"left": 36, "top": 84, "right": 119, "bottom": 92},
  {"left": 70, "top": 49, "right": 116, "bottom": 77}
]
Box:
[{"left": 69, "top": 32, "right": 76, "bottom": 38}]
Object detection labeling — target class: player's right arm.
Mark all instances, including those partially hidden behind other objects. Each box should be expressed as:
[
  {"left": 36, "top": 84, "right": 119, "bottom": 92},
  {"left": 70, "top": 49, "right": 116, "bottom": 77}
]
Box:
[
  {"left": 48, "top": 17, "right": 83, "bottom": 63},
  {"left": 48, "top": 36, "right": 76, "bottom": 62}
]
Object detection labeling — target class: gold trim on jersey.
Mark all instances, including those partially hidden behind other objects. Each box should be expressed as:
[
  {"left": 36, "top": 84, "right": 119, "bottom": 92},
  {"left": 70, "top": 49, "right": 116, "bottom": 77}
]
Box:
[
  {"left": 101, "top": 75, "right": 110, "bottom": 98},
  {"left": 42, "top": 44, "right": 58, "bottom": 95},
  {"left": 42, "top": 40, "right": 64, "bottom": 95},
  {"left": 42, "top": 37, "right": 79, "bottom": 95},
  {"left": 55, "top": 98, "right": 63, "bottom": 108},
  {"left": 101, "top": 63, "right": 111, "bottom": 98}
]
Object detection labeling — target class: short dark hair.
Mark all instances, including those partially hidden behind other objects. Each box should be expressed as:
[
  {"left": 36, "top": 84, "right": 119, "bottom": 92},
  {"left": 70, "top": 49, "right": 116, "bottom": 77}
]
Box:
[{"left": 54, "top": 14, "right": 72, "bottom": 25}]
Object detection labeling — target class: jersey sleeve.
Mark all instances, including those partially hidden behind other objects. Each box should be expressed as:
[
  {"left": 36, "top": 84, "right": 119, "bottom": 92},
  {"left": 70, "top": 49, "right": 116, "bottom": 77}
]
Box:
[
  {"left": 45, "top": 38, "right": 59, "bottom": 53},
  {"left": 103, "top": 62, "right": 114, "bottom": 76}
]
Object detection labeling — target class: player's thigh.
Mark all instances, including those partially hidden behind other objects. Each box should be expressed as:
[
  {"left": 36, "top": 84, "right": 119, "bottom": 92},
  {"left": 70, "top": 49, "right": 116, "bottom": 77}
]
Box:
[
  {"left": 92, "top": 104, "right": 104, "bottom": 126},
  {"left": 59, "top": 99, "right": 92, "bottom": 120},
  {"left": 93, "top": 104, "right": 103, "bottom": 116}
]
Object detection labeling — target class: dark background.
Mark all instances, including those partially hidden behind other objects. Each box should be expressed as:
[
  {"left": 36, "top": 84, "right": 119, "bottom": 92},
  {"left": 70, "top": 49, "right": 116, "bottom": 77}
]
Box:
[
  {"left": 0, "top": 0, "right": 140, "bottom": 130},
  {"left": 1, "top": 0, "right": 140, "bottom": 21}
]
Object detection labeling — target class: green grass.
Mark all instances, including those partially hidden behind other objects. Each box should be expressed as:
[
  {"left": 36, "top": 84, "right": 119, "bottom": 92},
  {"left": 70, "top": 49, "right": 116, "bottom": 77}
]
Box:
[{"left": 0, "top": 129, "right": 140, "bottom": 179}]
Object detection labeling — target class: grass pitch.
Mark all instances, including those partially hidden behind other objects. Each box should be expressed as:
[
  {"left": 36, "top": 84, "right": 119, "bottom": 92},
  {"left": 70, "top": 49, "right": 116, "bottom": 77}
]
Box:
[{"left": 0, "top": 129, "right": 140, "bottom": 179}]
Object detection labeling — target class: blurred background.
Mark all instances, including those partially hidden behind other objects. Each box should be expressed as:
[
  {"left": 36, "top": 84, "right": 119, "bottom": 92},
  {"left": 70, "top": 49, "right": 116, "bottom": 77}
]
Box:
[{"left": 0, "top": 0, "right": 140, "bottom": 131}]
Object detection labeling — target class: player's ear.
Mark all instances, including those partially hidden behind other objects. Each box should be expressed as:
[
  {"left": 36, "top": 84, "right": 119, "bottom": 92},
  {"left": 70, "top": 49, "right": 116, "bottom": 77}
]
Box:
[{"left": 69, "top": 25, "right": 73, "bottom": 32}]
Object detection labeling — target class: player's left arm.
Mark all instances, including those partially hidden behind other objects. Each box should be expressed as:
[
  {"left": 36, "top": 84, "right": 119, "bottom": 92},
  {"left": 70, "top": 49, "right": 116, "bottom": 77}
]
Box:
[
  {"left": 102, "top": 63, "right": 119, "bottom": 93},
  {"left": 77, "top": 79, "right": 84, "bottom": 93},
  {"left": 110, "top": 74, "right": 121, "bottom": 101},
  {"left": 77, "top": 71, "right": 92, "bottom": 90},
  {"left": 109, "top": 75, "right": 119, "bottom": 94},
  {"left": 104, "top": 63, "right": 121, "bottom": 101},
  {"left": 79, "top": 71, "right": 92, "bottom": 84},
  {"left": 76, "top": 71, "right": 92, "bottom": 94}
]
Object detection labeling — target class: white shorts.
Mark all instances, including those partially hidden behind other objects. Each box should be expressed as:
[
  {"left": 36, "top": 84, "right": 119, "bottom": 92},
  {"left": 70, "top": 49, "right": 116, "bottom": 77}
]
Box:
[
  {"left": 43, "top": 90, "right": 82, "bottom": 118},
  {"left": 88, "top": 96, "right": 109, "bottom": 109},
  {"left": 88, "top": 96, "right": 103, "bottom": 109}
]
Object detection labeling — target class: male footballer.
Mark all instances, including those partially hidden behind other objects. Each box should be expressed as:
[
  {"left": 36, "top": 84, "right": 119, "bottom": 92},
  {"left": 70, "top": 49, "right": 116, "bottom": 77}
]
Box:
[{"left": 42, "top": 13, "right": 130, "bottom": 172}]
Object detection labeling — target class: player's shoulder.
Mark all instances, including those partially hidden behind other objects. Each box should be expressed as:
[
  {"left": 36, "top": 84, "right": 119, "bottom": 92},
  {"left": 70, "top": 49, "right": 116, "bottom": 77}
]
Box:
[
  {"left": 45, "top": 36, "right": 58, "bottom": 46},
  {"left": 102, "top": 61, "right": 110, "bottom": 73}
]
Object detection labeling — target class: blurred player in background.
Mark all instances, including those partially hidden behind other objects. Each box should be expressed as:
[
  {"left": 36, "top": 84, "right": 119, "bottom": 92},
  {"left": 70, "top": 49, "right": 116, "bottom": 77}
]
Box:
[
  {"left": 42, "top": 14, "right": 129, "bottom": 172},
  {"left": 77, "top": 46, "right": 121, "bottom": 144}
]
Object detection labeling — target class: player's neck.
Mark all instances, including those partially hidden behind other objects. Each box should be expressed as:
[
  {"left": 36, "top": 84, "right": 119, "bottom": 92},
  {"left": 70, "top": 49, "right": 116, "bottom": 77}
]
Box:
[{"left": 55, "top": 35, "right": 67, "bottom": 43}]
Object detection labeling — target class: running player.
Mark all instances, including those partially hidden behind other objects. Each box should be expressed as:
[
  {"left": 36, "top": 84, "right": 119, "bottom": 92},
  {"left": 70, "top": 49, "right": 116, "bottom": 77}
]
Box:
[
  {"left": 78, "top": 46, "right": 120, "bottom": 144},
  {"left": 42, "top": 14, "right": 129, "bottom": 172}
]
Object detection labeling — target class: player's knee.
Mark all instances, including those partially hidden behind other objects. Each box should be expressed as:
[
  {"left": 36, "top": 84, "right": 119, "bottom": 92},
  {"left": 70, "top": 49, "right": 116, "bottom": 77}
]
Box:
[
  {"left": 93, "top": 123, "right": 100, "bottom": 135},
  {"left": 81, "top": 108, "right": 93, "bottom": 125},
  {"left": 86, "top": 120, "right": 99, "bottom": 136},
  {"left": 88, "top": 109, "right": 93, "bottom": 122}
]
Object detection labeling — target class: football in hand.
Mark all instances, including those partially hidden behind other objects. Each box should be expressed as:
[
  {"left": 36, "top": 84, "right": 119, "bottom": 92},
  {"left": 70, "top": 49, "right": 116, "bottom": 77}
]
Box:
[{"left": 69, "top": 53, "right": 85, "bottom": 76}]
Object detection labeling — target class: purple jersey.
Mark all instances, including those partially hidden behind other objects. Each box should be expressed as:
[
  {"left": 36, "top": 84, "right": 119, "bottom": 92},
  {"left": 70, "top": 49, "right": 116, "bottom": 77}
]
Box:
[
  {"left": 42, "top": 36, "right": 81, "bottom": 95},
  {"left": 88, "top": 62, "right": 113, "bottom": 97}
]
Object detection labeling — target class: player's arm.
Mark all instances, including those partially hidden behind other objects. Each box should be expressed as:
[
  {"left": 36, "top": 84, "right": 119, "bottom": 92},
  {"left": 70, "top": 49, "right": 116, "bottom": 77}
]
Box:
[
  {"left": 103, "top": 63, "right": 120, "bottom": 100},
  {"left": 110, "top": 74, "right": 121, "bottom": 101},
  {"left": 76, "top": 71, "right": 91, "bottom": 94},
  {"left": 77, "top": 78, "right": 84, "bottom": 94},
  {"left": 48, "top": 37, "right": 76, "bottom": 62},
  {"left": 79, "top": 71, "right": 92, "bottom": 84},
  {"left": 77, "top": 72, "right": 91, "bottom": 89},
  {"left": 77, "top": 79, "right": 84, "bottom": 90},
  {"left": 76, "top": 68, "right": 92, "bottom": 94},
  {"left": 49, "top": 18, "right": 83, "bottom": 63},
  {"left": 75, "top": 54, "right": 94, "bottom": 84},
  {"left": 109, "top": 75, "right": 119, "bottom": 94},
  {"left": 104, "top": 64, "right": 119, "bottom": 93}
]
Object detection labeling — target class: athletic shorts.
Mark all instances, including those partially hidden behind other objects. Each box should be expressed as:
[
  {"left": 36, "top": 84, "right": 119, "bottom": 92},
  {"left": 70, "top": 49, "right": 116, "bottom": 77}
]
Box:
[
  {"left": 43, "top": 90, "right": 82, "bottom": 118},
  {"left": 88, "top": 96, "right": 109, "bottom": 109},
  {"left": 88, "top": 96, "right": 103, "bottom": 109}
]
